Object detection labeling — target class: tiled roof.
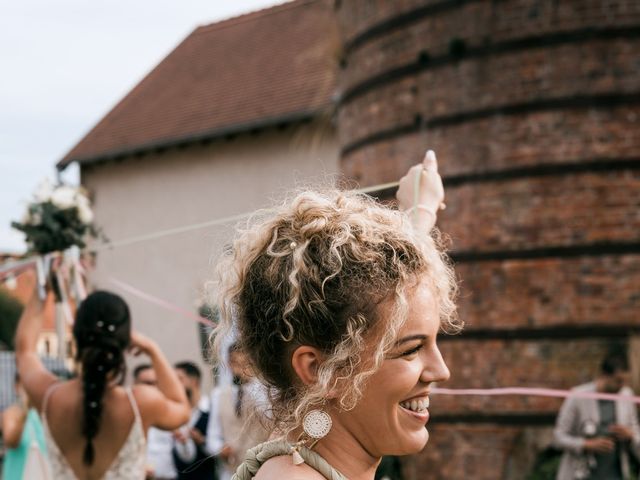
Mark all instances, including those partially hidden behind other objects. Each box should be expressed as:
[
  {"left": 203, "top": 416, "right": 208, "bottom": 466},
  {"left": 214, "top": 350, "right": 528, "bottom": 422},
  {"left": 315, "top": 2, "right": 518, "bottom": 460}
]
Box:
[{"left": 58, "top": 0, "right": 338, "bottom": 168}]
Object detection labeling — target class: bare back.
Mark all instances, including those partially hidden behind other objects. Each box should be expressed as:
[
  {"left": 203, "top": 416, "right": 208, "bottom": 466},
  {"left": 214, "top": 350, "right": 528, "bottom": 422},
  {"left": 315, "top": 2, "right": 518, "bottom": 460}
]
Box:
[{"left": 42, "top": 380, "right": 145, "bottom": 480}]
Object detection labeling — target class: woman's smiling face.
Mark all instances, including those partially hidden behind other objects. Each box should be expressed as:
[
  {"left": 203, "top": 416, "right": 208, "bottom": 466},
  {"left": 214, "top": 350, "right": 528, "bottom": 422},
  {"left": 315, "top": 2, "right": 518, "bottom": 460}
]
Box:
[{"left": 334, "top": 277, "right": 450, "bottom": 457}]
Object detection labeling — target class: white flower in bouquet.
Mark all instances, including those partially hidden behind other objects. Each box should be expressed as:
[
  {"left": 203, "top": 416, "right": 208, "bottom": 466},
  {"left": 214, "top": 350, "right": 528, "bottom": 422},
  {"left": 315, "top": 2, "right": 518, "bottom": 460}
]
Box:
[
  {"left": 33, "top": 178, "right": 54, "bottom": 202},
  {"left": 51, "top": 185, "right": 77, "bottom": 210},
  {"left": 12, "top": 181, "right": 102, "bottom": 254},
  {"left": 21, "top": 209, "right": 31, "bottom": 225},
  {"left": 76, "top": 194, "right": 94, "bottom": 224}
]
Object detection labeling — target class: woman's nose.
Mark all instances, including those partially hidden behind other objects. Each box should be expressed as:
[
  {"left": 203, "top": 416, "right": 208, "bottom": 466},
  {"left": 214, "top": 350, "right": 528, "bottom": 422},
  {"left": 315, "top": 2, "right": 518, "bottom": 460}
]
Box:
[{"left": 421, "top": 346, "right": 450, "bottom": 384}]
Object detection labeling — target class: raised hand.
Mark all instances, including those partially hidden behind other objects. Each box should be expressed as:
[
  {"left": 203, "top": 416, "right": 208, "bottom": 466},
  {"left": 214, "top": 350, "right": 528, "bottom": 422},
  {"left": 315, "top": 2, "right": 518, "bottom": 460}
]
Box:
[
  {"left": 396, "top": 150, "right": 445, "bottom": 231},
  {"left": 128, "top": 331, "right": 158, "bottom": 357}
]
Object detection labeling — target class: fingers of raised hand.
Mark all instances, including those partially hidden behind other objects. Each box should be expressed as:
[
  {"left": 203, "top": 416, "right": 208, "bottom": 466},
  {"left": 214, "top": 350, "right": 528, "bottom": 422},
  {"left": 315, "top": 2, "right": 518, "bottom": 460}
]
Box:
[{"left": 422, "top": 149, "right": 438, "bottom": 173}]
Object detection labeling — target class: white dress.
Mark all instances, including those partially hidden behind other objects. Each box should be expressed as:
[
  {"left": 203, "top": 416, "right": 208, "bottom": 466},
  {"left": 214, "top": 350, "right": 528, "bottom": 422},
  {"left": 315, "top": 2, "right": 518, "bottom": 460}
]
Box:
[{"left": 42, "top": 384, "right": 147, "bottom": 479}]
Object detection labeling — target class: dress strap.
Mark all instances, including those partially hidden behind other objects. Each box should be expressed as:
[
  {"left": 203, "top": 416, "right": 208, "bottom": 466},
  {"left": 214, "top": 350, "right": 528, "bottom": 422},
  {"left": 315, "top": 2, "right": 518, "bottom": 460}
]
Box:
[
  {"left": 231, "top": 439, "right": 347, "bottom": 480},
  {"left": 41, "top": 382, "right": 63, "bottom": 418},
  {"left": 125, "top": 387, "right": 143, "bottom": 425}
]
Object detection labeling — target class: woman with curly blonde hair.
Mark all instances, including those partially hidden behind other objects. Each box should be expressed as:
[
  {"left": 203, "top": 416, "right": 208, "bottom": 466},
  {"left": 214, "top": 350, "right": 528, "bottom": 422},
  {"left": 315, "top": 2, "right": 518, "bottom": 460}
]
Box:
[{"left": 215, "top": 151, "right": 460, "bottom": 480}]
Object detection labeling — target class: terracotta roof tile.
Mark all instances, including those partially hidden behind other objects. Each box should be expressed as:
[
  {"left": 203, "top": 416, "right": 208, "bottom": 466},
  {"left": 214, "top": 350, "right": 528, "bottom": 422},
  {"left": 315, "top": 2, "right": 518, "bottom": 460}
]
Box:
[{"left": 58, "top": 0, "right": 338, "bottom": 168}]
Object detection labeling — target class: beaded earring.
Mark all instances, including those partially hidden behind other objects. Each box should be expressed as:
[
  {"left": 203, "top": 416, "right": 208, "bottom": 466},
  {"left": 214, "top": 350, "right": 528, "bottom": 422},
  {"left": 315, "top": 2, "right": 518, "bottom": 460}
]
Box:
[{"left": 290, "top": 409, "right": 333, "bottom": 465}]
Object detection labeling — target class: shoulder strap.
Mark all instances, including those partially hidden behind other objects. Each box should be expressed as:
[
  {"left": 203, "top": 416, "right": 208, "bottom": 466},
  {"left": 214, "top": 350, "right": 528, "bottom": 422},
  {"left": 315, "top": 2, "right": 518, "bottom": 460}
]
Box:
[
  {"left": 125, "top": 386, "right": 143, "bottom": 425},
  {"left": 41, "top": 382, "right": 63, "bottom": 418},
  {"left": 231, "top": 439, "right": 347, "bottom": 480}
]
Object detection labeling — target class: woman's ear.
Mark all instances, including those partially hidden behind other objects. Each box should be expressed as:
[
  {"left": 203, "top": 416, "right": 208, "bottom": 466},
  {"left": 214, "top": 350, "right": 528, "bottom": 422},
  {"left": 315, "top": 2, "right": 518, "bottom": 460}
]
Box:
[{"left": 291, "top": 345, "right": 323, "bottom": 386}]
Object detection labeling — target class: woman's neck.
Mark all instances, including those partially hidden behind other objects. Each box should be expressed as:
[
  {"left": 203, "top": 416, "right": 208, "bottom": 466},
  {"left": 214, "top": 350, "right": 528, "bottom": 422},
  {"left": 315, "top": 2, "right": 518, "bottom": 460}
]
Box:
[{"left": 307, "top": 420, "right": 381, "bottom": 480}]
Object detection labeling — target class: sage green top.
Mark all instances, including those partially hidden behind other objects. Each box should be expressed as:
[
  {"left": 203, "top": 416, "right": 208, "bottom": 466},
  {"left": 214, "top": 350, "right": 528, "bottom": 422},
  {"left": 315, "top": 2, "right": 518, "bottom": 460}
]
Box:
[{"left": 231, "top": 439, "right": 348, "bottom": 480}]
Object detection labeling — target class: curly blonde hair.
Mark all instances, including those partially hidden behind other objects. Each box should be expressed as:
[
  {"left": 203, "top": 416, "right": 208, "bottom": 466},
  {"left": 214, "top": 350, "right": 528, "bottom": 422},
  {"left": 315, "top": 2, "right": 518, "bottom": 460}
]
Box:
[{"left": 213, "top": 189, "right": 459, "bottom": 436}]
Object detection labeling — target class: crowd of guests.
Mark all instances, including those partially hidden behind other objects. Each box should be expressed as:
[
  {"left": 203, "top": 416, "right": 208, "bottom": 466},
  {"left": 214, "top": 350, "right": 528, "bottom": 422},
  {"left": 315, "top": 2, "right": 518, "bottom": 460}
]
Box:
[
  {"left": 0, "top": 274, "right": 270, "bottom": 480},
  {"left": 133, "top": 347, "right": 269, "bottom": 480},
  {"left": 1, "top": 336, "right": 268, "bottom": 480}
]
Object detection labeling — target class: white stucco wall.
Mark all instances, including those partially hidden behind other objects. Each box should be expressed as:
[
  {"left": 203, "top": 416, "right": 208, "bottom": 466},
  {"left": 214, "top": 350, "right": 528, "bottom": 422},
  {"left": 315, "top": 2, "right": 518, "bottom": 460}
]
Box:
[{"left": 81, "top": 121, "right": 339, "bottom": 389}]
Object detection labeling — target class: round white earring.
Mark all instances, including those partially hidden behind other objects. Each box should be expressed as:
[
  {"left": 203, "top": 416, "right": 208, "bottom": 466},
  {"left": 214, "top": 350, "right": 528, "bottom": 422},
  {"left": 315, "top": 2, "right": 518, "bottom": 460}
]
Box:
[{"left": 302, "top": 409, "right": 332, "bottom": 439}]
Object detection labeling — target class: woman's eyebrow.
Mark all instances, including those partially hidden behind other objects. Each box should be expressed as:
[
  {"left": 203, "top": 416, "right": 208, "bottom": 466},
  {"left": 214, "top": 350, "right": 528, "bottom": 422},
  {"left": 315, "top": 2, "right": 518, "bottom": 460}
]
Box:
[{"left": 396, "top": 334, "right": 427, "bottom": 345}]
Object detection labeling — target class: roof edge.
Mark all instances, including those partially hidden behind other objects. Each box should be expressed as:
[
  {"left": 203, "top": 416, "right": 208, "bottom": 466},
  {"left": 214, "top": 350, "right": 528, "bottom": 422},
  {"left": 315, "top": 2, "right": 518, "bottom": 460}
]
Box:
[{"left": 57, "top": 108, "right": 328, "bottom": 170}]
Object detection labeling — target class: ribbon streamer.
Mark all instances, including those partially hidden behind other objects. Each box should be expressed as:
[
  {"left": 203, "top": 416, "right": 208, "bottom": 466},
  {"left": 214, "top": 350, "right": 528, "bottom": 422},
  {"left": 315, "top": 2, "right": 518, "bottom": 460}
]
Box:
[{"left": 109, "top": 277, "right": 215, "bottom": 327}]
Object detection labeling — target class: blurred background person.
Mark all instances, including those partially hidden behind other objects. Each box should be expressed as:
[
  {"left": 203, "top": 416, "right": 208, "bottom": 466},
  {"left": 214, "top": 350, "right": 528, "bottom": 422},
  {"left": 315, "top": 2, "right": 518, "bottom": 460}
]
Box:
[
  {"left": 1, "top": 371, "right": 49, "bottom": 479},
  {"left": 134, "top": 364, "right": 159, "bottom": 387},
  {"left": 554, "top": 351, "right": 640, "bottom": 480},
  {"left": 15, "top": 273, "right": 190, "bottom": 479},
  {"left": 134, "top": 364, "right": 177, "bottom": 480},
  {"left": 206, "top": 343, "right": 270, "bottom": 480},
  {"left": 172, "top": 361, "right": 217, "bottom": 480}
]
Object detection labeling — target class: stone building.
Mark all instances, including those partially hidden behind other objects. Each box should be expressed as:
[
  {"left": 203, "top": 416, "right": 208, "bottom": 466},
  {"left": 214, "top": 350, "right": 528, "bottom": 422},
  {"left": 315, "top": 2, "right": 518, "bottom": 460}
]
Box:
[{"left": 334, "top": 1, "right": 640, "bottom": 478}]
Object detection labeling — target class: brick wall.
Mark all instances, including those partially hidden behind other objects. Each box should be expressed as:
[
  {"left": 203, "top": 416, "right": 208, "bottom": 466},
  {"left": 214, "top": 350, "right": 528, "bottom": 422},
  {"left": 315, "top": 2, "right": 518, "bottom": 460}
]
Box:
[{"left": 335, "top": 0, "right": 640, "bottom": 478}]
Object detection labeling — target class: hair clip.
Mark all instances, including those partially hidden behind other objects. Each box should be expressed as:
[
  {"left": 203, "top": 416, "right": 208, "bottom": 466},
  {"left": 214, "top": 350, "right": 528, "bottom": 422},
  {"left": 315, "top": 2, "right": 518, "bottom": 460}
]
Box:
[{"left": 289, "top": 241, "right": 297, "bottom": 250}]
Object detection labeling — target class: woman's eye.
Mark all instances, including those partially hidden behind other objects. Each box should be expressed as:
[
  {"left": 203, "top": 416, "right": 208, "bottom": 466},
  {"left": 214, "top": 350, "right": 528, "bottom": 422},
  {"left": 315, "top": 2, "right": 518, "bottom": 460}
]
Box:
[{"left": 400, "top": 345, "right": 422, "bottom": 357}]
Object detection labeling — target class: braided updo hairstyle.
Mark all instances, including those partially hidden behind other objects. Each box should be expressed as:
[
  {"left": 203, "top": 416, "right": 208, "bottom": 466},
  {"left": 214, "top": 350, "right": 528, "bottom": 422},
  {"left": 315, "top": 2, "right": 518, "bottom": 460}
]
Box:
[
  {"left": 214, "top": 189, "right": 460, "bottom": 436},
  {"left": 72, "top": 291, "right": 131, "bottom": 465}
]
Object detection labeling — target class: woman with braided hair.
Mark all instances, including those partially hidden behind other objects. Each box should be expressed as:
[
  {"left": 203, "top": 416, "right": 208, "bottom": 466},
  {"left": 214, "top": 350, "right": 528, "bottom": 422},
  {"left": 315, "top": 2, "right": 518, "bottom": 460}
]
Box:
[
  {"left": 15, "top": 276, "right": 191, "bottom": 479},
  {"left": 214, "top": 151, "right": 461, "bottom": 479}
]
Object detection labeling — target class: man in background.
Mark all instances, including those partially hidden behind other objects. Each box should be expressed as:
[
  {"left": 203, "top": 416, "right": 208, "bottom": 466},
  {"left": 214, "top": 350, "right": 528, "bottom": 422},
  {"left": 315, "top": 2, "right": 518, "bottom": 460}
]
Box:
[
  {"left": 206, "top": 344, "right": 270, "bottom": 480},
  {"left": 134, "top": 364, "right": 177, "bottom": 480},
  {"left": 554, "top": 351, "right": 640, "bottom": 480},
  {"left": 172, "top": 361, "right": 217, "bottom": 480}
]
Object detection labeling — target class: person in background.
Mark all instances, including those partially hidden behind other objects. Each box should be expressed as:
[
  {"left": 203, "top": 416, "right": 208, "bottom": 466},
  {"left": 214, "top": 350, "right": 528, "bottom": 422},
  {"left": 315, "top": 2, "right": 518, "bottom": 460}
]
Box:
[
  {"left": 172, "top": 361, "right": 217, "bottom": 480},
  {"left": 1, "top": 372, "right": 49, "bottom": 479},
  {"left": 554, "top": 351, "right": 640, "bottom": 480},
  {"left": 206, "top": 343, "right": 271, "bottom": 480},
  {"left": 134, "top": 364, "right": 177, "bottom": 480},
  {"left": 15, "top": 277, "right": 190, "bottom": 480},
  {"left": 134, "top": 364, "right": 159, "bottom": 387}
]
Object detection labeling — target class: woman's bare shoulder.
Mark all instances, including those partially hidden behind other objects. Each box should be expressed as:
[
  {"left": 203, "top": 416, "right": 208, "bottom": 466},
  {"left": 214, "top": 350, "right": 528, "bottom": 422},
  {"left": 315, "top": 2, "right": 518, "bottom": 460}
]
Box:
[{"left": 254, "top": 455, "right": 327, "bottom": 480}]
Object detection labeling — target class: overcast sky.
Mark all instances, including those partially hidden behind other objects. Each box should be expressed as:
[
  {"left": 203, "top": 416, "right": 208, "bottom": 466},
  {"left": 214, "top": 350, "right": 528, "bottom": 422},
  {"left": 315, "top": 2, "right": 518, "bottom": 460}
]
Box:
[{"left": 0, "top": 0, "right": 284, "bottom": 253}]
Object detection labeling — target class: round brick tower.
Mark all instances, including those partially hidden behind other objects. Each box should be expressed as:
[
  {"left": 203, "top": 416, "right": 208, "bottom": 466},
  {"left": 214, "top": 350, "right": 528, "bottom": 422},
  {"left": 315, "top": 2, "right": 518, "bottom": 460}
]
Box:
[{"left": 335, "top": 1, "right": 640, "bottom": 478}]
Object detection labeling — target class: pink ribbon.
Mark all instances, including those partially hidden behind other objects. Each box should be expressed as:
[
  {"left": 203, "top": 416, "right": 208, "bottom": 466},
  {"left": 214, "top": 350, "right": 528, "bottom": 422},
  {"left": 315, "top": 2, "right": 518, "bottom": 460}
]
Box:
[
  {"left": 432, "top": 387, "right": 640, "bottom": 404},
  {"left": 109, "top": 277, "right": 215, "bottom": 327}
]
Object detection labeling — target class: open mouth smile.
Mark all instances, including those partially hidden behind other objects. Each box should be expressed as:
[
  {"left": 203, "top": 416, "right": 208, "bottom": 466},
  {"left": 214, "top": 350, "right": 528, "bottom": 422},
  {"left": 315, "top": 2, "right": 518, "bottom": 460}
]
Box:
[{"left": 399, "top": 396, "right": 430, "bottom": 422}]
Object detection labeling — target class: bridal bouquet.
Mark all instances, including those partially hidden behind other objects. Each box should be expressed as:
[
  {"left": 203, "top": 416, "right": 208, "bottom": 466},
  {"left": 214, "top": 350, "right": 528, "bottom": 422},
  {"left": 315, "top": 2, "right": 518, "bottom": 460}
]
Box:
[{"left": 12, "top": 179, "right": 99, "bottom": 255}]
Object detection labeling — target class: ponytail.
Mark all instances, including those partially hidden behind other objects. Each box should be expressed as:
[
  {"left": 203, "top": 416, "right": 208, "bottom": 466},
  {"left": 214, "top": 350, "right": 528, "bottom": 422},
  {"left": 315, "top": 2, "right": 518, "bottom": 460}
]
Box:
[
  {"left": 73, "top": 291, "right": 131, "bottom": 465},
  {"left": 79, "top": 340, "right": 125, "bottom": 464}
]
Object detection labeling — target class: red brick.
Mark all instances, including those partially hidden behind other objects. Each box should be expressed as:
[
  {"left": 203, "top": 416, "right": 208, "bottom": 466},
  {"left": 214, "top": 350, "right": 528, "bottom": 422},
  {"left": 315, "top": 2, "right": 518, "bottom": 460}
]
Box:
[
  {"left": 439, "top": 170, "right": 640, "bottom": 251},
  {"left": 435, "top": 338, "right": 616, "bottom": 415},
  {"left": 339, "top": 38, "right": 640, "bottom": 145},
  {"left": 341, "top": 1, "right": 640, "bottom": 91},
  {"left": 457, "top": 255, "right": 640, "bottom": 330},
  {"left": 341, "top": 107, "right": 640, "bottom": 184}
]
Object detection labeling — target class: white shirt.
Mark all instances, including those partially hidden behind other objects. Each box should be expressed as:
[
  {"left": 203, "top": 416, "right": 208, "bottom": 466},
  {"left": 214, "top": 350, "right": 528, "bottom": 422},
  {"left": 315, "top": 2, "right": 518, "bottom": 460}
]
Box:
[
  {"left": 206, "top": 381, "right": 270, "bottom": 480},
  {"left": 146, "top": 427, "right": 177, "bottom": 479}
]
